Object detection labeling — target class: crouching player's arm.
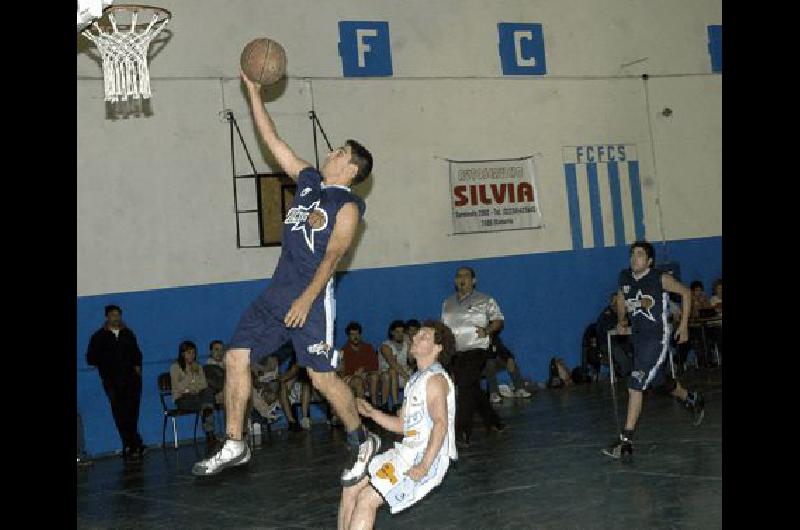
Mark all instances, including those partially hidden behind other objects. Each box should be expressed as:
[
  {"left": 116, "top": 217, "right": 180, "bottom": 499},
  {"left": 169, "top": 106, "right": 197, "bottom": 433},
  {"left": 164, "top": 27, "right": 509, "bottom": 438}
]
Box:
[
  {"left": 406, "top": 374, "right": 448, "bottom": 481},
  {"left": 356, "top": 398, "right": 404, "bottom": 433}
]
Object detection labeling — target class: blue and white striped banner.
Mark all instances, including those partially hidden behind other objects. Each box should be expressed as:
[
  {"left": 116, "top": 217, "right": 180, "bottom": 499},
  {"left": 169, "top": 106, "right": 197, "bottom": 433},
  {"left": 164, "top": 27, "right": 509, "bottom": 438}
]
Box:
[{"left": 563, "top": 144, "right": 645, "bottom": 249}]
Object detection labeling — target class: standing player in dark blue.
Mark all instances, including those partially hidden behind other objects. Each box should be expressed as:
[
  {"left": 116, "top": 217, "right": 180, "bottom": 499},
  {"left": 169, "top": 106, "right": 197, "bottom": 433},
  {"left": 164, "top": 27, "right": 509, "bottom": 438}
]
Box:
[
  {"left": 193, "top": 72, "right": 380, "bottom": 483},
  {"left": 602, "top": 241, "right": 705, "bottom": 459}
]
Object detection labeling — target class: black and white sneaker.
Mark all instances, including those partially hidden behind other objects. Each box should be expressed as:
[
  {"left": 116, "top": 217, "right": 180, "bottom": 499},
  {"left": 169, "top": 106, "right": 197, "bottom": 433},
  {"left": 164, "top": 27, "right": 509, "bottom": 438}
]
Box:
[
  {"left": 341, "top": 432, "right": 381, "bottom": 486},
  {"left": 602, "top": 434, "right": 633, "bottom": 459},
  {"left": 191, "top": 438, "right": 251, "bottom": 476}
]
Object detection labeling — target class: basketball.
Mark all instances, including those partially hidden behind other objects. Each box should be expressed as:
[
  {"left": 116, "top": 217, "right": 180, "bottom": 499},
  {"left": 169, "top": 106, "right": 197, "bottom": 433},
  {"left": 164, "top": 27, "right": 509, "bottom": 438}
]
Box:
[{"left": 240, "top": 38, "right": 287, "bottom": 85}]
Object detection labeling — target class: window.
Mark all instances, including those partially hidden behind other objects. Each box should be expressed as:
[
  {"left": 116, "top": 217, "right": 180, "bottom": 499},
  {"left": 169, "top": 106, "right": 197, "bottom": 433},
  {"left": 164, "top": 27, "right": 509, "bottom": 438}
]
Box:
[{"left": 233, "top": 172, "right": 296, "bottom": 248}]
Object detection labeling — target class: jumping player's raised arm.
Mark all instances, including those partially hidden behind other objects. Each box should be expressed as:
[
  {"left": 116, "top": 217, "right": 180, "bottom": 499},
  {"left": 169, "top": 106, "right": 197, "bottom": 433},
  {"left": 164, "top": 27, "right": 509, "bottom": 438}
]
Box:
[
  {"left": 284, "top": 202, "right": 359, "bottom": 328},
  {"left": 242, "top": 71, "right": 311, "bottom": 180}
]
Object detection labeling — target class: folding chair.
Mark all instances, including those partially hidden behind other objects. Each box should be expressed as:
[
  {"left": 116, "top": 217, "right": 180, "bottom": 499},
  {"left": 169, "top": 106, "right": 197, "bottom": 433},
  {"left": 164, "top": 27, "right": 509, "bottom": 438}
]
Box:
[{"left": 157, "top": 372, "right": 199, "bottom": 449}]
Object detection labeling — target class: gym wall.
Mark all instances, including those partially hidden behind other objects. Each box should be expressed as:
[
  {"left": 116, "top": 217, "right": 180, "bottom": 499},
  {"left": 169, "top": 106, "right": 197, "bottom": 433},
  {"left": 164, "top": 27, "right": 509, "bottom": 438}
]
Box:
[{"left": 77, "top": 0, "right": 721, "bottom": 455}]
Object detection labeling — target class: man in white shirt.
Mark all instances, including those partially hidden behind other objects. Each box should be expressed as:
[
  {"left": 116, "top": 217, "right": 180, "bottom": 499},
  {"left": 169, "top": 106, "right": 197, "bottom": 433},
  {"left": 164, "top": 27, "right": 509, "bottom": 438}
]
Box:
[{"left": 441, "top": 267, "right": 505, "bottom": 447}]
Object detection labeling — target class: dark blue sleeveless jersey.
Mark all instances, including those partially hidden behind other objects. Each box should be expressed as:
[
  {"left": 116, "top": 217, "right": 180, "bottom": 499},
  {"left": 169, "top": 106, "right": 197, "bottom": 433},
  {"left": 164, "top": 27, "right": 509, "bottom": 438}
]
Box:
[
  {"left": 618, "top": 267, "right": 669, "bottom": 339},
  {"left": 265, "top": 167, "right": 365, "bottom": 312}
]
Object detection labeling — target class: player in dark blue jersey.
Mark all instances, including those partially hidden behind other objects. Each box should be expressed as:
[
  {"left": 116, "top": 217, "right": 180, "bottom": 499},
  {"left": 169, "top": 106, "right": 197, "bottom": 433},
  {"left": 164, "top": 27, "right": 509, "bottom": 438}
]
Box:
[
  {"left": 602, "top": 241, "right": 705, "bottom": 459},
  {"left": 193, "top": 72, "right": 380, "bottom": 483}
]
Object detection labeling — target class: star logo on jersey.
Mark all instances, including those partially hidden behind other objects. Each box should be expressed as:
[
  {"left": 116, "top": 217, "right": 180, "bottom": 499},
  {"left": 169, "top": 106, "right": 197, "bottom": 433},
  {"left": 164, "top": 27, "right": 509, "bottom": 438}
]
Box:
[
  {"left": 626, "top": 289, "right": 656, "bottom": 322},
  {"left": 284, "top": 200, "right": 328, "bottom": 252}
]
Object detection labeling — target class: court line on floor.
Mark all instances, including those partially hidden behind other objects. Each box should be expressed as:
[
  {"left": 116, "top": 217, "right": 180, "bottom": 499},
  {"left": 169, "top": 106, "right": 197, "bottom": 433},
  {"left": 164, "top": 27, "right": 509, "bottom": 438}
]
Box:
[{"left": 613, "top": 469, "right": 722, "bottom": 481}]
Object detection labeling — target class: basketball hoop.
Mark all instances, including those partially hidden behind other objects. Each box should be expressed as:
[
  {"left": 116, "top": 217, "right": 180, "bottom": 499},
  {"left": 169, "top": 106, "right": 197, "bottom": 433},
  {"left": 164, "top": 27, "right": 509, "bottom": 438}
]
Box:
[{"left": 81, "top": 4, "right": 171, "bottom": 103}]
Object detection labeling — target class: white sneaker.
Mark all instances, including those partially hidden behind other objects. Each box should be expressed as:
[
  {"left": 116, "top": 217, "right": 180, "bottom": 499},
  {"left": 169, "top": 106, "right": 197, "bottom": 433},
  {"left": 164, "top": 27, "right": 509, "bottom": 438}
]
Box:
[
  {"left": 490, "top": 392, "right": 503, "bottom": 403},
  {"left": 341, "top": 432, "right": 381, "bottom": 486},
  {"left": 498, "top": 385, "right": 514, "bottom": 398},
  {"left": 514, "top": 388, "right": 532, "bottom": 398},
  {"left": 191, "top": 439, "right": 251, "bottom": 476},
  {"left": 301, "top": 417, "right": 311, "bottom": 430}
]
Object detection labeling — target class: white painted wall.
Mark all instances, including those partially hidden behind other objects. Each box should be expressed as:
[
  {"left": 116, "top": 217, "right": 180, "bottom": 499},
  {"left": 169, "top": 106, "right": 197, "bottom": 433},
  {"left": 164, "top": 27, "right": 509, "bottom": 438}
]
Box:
[{"left": 77, "top": 0, "right": 721, "bottom": 296}]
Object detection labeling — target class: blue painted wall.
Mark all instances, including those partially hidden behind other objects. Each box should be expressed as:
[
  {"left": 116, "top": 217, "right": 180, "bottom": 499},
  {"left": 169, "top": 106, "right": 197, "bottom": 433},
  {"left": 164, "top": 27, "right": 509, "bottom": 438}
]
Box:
[{"left": 77, "top": 236, "right": 721, "bottom": 455}]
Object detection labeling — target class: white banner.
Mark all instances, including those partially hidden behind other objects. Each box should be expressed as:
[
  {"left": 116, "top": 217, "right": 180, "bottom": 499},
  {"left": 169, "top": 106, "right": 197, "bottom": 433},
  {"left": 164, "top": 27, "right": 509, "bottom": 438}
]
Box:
[{"left": 449, "top": 157, "right": 543, "bottom": 234}]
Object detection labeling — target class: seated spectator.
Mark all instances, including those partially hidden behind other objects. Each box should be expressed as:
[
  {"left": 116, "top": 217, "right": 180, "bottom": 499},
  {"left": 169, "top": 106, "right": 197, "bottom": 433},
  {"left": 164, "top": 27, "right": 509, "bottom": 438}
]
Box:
[
  {"left": 379, "top": 320, "right": 412, "bottom": 412},
  {"left": 484, "top": 335, "right": 532, "bottom": 403},
  {"left": 710, "top": 278, "right": 722, "bottom": 315},
  {"left": 277, "top": 359, "right": 313, "bottom": 431},
  {"left": 251, "top": 354, "right": 282, "bottom": 425},
  {"left": 206, "top": 339, "right": 225, "bottom": 370},
  {"left": 250, "top": 343, "right": 311, "bottom": 431},
  {"left": 170, "top": 340, "right": 220, "bottom": 456},
  {"left": 339, "top": 321, "right": 380, "bottom": 407},
  {"left": 595, "top": 292, "right": 633, "bottom": 377},
  {"left": 207, "top": 339, "right": 225, "bottom": 368},
  {"left": 581, "top": 324, "right": 604, "bottom": 380},
  {"left": 204, "top": 340, "right": 226, "bottom": 404},
  {"left": 546, "top": 357, "right": 573, "bottom": 388},
  {"left": 689, "top": 280, "right": 712, "bottom": 319},
  {"left": 688, "top": 280, "right": 715, "bottom": 366}
]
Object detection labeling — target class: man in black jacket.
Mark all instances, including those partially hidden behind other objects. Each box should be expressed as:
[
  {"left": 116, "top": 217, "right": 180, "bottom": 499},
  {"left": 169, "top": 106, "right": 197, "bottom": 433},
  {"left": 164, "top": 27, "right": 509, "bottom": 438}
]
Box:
[{"left": 86, "top": 304, "right": 145, "bottom": 460}]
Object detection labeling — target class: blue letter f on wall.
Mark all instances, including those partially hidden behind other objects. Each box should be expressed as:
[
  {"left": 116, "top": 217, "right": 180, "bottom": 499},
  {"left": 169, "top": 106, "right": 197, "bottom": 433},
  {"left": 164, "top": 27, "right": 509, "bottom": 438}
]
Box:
[{"left": 339, "top": 21, "right": 393, "bottom": 77}]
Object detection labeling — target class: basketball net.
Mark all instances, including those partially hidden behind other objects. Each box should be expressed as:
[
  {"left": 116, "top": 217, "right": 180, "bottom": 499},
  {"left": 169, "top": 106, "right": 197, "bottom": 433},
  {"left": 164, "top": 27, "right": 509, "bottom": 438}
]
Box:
[{"left": 81, "top": 5, "right": 171, "bottom": 103}]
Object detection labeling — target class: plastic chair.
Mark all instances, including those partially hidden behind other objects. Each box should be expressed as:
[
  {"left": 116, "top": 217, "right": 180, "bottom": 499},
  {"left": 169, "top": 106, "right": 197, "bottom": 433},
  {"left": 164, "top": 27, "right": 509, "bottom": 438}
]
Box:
[{"left": 157, "top": 372, "right": 199, "bottom": 449}]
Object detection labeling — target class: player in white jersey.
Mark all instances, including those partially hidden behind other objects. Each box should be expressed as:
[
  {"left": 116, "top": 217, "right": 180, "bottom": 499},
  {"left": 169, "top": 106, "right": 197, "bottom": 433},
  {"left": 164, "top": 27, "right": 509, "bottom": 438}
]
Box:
[{"left": 338, "top": 321, "right": 458, "bottom": 530}]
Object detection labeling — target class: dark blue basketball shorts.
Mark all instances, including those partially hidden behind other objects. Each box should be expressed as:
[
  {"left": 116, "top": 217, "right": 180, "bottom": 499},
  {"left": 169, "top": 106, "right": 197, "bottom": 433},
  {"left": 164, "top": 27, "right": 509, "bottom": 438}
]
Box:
[
  {"left": 628, "top": 334, "right": 671, "bottom": 392},
  {"left": 228, "top": 289, "right": 340, "bottom": 373}
]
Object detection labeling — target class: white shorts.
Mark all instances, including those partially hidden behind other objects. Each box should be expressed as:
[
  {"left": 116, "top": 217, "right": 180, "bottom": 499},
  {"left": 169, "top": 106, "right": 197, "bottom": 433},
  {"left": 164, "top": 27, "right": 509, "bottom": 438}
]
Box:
[{"left": 368, "top": 445, "right": 450, "bottom": 514}]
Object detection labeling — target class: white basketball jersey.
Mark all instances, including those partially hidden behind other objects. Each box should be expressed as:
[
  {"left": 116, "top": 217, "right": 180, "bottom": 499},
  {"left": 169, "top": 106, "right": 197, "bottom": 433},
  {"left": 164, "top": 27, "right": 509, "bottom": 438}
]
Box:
[{"left": 398, "top": 362, "right": 458, "bottom": 463}]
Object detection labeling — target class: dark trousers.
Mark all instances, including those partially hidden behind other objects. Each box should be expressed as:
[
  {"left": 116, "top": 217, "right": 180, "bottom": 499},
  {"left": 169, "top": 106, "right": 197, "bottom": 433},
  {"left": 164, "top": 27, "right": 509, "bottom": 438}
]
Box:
[
  {"left": 102, "top": 375, "right": 143, "bottom": 450},
  {"left": 452, "top": 348, "right": 502, "bottom": 438},
  {"left": 175, "top": 387, "right": 217, "bottom": 433}
]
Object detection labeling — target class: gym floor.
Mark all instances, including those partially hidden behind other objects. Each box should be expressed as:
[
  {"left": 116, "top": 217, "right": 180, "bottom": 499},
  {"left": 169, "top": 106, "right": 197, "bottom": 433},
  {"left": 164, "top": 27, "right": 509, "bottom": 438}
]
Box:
[{"left": 77, "top": 370, "right": 721, "bottom": 529}]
